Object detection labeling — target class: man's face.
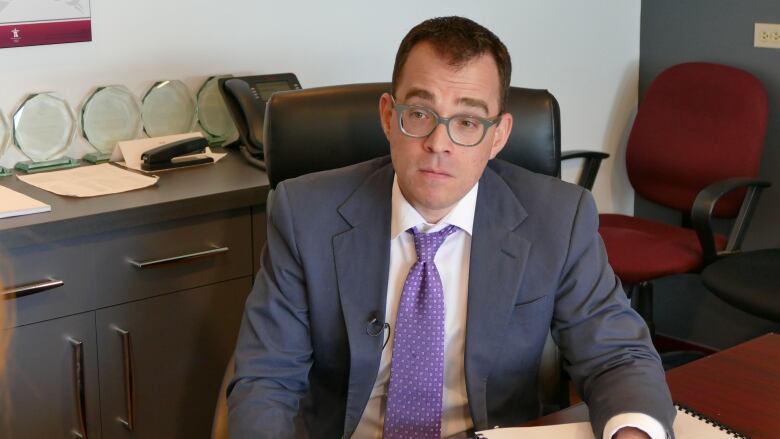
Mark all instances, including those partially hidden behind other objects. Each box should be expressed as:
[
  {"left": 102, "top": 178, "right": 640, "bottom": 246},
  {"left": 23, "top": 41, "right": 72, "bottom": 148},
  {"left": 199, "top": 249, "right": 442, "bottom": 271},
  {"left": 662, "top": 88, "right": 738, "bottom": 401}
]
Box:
[{"left": 380, "top": 42, "right": 513, "bottom": 223}]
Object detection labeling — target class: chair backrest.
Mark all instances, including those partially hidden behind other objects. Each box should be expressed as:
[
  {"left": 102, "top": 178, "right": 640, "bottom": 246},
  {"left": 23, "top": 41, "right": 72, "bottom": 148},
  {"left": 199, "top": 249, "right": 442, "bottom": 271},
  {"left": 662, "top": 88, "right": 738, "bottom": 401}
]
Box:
[
  {"left": 263, "top": 83, "right": 561, "bottom": 189},
  {"left": 627, "top": 62, "right": 769, "bottom": 217}
]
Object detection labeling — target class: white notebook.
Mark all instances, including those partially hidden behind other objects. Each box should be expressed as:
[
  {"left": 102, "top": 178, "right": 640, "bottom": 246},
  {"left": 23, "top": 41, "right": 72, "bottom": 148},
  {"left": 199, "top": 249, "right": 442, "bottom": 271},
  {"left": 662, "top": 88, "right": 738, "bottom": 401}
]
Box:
[
  {"left": 0, "top": 185, "right": 51, "bottom": 219},
  {"left": 475, "top": 405, "right": 747, "bottom": 439}
]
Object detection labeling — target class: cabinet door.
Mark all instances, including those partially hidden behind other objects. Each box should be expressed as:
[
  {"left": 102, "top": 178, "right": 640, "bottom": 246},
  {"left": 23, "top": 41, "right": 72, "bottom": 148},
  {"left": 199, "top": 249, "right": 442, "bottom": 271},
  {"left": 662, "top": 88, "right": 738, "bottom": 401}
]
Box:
[
  {"left": 0, "top": 312, "right": 101, "bottom": 439},
  {"left": 95, "top": 277, "right": 251, "bottom": 439}
]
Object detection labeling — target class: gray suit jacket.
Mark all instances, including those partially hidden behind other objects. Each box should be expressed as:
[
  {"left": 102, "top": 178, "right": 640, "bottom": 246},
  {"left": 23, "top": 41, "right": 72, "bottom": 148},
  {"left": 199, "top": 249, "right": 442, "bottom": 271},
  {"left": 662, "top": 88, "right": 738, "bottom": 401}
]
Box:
[{"left": 228, "top": 156, "right": 675, "bottom": 438}]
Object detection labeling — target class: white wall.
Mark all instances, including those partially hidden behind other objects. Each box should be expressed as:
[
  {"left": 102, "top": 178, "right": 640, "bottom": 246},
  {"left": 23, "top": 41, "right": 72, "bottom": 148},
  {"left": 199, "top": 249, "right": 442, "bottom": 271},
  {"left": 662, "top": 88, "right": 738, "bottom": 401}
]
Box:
[{"left": 0, "top": 0, "right": 640, "bottom": 214}]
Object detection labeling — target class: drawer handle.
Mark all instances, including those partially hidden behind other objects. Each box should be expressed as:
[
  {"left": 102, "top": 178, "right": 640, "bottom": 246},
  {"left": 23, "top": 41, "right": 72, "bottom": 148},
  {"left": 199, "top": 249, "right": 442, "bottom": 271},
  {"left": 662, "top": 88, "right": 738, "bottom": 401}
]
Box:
[
  {"left": 1, "top": 278, "right": 64, "bottom": 300},
  {"left": 68, "top": 337, "right": 89, "bottom": 439},
  {"left": 113, "top": 326, "right": 135, "bottom": 431},
  {"left": 127, "top": 246, "right": 229, "bottom": 268}
]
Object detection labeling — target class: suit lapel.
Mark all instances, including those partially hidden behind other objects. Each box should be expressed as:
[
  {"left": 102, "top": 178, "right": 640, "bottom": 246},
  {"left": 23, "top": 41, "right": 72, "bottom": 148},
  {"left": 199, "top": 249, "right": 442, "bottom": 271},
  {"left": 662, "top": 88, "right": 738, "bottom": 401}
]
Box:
[
  {"left": 464, "top": 167, "right": 532, "bottom": 430},
  {"left": 333, "top": 163, "right": 394, "bottom": 434}
]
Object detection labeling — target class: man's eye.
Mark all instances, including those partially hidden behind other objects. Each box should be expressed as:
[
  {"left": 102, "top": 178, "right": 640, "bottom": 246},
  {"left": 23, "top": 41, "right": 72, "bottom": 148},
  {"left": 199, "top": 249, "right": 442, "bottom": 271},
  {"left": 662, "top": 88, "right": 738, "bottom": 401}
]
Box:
[
  {"left": 410, "top": 110, "right": 428, "bottom": 120},
  {"left": 457, "top": 118, "right": 479, "bottom": 129}
]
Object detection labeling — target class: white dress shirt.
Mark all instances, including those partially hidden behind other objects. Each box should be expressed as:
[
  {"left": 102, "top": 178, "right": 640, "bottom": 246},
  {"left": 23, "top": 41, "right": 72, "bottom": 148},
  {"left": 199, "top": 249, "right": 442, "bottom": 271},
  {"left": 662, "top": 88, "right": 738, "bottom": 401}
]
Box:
[
  {"left": 352, "top": 175, "right": 666, "bottom": 439},
  {"left": 354, "top": 176, "right": 477, "bottom": 439}
]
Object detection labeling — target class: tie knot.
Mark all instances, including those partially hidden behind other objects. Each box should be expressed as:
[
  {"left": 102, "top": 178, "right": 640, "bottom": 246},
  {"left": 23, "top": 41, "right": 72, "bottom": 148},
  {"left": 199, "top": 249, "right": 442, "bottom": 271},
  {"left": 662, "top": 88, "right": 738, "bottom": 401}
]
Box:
[{"left": 408, "top": 224, "right": 458, "bottom": 264}]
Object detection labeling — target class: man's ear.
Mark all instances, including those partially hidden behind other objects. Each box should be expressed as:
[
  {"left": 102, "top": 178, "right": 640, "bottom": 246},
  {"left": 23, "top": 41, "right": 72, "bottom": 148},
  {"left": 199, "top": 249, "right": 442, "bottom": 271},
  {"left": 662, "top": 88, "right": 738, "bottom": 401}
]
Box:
[
  {"left": 489, "top": 112, "right": 513, "bottom": 159},
  {"left": 379, "top": 93, "right": 394, "bottom": 139}
]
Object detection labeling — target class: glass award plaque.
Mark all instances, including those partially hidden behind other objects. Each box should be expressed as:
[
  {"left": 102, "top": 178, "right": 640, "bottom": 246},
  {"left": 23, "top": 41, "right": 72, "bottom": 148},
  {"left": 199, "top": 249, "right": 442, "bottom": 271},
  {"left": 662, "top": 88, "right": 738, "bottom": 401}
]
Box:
[
  {"left": 197, "top": 76, "right": 238, "bottom": 145},
  {"left": 13, "top": 92, "right": 79, "bottom": 173},
  {"left": 0, "top": 111, "right": 10, "bottom": 176},
  {"left": 141, "top": 80, "right": 196, "bottom": 138},
  {"left": 82, "top": 85, "right": 142, "bottom": 163}
]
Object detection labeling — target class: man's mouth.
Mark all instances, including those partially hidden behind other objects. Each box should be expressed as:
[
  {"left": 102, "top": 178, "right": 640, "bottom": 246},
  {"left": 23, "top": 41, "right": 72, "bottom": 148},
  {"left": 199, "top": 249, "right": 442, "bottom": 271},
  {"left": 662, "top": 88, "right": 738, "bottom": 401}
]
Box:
[{"left": 419, "top": 168, "right": 452, "bottom": 178}]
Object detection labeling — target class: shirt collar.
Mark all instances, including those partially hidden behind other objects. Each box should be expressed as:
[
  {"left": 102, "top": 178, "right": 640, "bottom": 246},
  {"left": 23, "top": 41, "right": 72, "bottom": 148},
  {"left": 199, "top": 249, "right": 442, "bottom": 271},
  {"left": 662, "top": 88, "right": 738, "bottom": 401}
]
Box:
[{"left": 390, "top": 174, "right": 478, "bottom": 239}]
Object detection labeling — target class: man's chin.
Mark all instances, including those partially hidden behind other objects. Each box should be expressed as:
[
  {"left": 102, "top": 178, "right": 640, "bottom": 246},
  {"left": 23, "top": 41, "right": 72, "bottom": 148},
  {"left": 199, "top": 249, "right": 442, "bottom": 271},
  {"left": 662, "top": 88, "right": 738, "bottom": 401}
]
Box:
[{"left": 411, "top": 195, "right": 461, "bottom": 220}]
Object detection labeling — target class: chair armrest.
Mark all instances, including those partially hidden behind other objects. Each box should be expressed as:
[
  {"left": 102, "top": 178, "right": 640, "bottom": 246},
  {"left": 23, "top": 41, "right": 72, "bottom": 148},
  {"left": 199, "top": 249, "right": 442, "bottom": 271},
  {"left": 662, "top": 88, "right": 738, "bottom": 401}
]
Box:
[
  {"left": 560, "top": 150, "right": 610, "bottom": 190},
  {"left": 691, "top": 177, "right": 771, "bottom": 264}
]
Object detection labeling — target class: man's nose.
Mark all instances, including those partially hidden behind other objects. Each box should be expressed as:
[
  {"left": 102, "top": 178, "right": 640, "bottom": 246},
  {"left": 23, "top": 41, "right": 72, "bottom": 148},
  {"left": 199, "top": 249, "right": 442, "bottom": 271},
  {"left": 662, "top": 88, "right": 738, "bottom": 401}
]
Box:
[{"left": 423, "top": 122, "right": 453, "bottom": 153}]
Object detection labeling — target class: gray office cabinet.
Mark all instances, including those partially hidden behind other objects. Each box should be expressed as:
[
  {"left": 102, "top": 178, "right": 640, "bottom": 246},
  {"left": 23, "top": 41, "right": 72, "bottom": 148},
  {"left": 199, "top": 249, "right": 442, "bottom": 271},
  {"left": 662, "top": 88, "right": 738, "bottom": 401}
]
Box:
[
  {"left": 0, "top": 152, "right": 270, "bottom": 438},
  {"left": 0, "top": 313, "right": 102, "bottom": 439},
  {"left": 96, "top": 278, "right": 250, "bottom": 439}
]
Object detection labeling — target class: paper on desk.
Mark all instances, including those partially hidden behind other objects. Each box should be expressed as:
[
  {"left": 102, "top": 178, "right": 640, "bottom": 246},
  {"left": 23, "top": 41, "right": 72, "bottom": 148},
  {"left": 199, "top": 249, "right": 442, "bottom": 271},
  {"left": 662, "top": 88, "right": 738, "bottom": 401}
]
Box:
[
  {"left": 476, "top": 422, "right": 595, "bottom": 439},
  {"left": 112, "top": 132, "right": 226, "bottom": 172},
  {"left": 0, "top": 185, "right": 51, "bottom": 218},
  {"left": 476, "top": 408, "right": 739, "bottom": 439},
  {"left": 17, "top": 163, "right": 158, "bottom": 197}
]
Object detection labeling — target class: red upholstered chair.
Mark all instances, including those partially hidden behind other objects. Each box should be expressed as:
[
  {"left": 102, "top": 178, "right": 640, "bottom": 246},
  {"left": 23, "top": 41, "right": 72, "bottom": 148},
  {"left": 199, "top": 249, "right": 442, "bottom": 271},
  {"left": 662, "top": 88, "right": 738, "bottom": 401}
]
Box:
[{"left": 597, "top": 62, "right": 771, "bottom": 334}]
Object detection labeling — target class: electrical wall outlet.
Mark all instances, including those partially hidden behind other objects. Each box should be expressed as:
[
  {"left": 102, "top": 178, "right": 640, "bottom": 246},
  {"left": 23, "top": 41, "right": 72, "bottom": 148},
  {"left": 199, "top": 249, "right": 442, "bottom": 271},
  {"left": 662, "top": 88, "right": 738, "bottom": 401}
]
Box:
[{"left": 754, "top": 23, "right": 780, "bottom": 49}]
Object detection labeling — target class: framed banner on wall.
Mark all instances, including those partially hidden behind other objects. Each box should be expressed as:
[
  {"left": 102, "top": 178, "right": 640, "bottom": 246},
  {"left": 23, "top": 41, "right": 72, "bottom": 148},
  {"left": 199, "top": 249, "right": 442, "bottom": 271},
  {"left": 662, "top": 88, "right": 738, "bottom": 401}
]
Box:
[{"left": 0, "top": 0, "right": 91, "bottom": 49}]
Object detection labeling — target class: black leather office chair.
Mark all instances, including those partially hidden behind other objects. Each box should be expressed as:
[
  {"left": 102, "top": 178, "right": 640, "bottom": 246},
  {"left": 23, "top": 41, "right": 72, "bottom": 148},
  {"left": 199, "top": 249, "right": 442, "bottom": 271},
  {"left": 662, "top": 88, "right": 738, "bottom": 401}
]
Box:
[
  {"left": 262, "top": 82, "right": 605, "bottom": 190},
  {"left": 211, "top": 83, "right": 573, "bottom": 438},
  {"left": 262, "top": 83, "right": 563, "bottom": 189}
]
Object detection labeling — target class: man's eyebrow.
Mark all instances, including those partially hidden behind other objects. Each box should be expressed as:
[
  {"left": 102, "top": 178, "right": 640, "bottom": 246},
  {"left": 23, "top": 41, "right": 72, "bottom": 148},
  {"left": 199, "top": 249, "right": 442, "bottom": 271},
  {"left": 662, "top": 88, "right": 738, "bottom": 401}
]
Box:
[
  {"left": 403, "top": 88, "right": 491, "bottom": 115},
  {"left": 457, "top": 97, "right": 490, "bottom": 116},
  {"left": 403, "top": 88, "right": 434, "bottom": 102}
]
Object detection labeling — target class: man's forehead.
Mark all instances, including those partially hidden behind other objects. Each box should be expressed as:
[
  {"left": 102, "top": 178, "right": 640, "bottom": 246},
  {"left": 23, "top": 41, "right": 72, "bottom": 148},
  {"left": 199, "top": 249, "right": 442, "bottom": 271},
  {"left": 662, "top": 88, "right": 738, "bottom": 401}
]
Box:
[
  {"left": 397, "top": 44, "right": 501, "bottom": 114},
  {"left": 402, "top": 87, "right": 490, "bottom": 115}
]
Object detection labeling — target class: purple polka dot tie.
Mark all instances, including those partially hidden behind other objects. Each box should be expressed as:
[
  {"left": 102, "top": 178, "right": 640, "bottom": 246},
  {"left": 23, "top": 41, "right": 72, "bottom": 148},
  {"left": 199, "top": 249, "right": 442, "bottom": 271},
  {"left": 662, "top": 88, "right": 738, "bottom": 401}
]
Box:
[{"left": 383, "top": 225, "right": 458, "bottom": 439}]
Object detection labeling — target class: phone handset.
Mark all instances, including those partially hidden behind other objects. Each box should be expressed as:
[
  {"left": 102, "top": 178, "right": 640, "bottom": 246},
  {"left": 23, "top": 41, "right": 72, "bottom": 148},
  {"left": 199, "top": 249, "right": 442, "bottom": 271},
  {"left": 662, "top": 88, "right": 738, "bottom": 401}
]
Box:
[
  {"left": 223, "top": 78, "right": 266, "bottom": 155},
  {"left": 219, "top": 73, "right": 301, "bottom": 171}
]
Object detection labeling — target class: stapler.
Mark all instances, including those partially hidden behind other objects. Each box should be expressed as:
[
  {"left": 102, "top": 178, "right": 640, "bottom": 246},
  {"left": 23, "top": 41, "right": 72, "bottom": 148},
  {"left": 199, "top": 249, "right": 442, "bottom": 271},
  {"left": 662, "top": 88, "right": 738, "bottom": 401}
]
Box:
[{"left": 141, "top": 137, "right": 214, "bottom": 171}]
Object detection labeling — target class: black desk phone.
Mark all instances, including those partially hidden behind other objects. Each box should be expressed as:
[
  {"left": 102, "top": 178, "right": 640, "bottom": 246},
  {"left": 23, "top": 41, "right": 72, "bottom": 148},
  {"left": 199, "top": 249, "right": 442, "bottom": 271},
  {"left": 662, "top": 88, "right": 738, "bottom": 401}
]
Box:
[{"left": 219, "top": 73, "right": 301, "bottom": 170}]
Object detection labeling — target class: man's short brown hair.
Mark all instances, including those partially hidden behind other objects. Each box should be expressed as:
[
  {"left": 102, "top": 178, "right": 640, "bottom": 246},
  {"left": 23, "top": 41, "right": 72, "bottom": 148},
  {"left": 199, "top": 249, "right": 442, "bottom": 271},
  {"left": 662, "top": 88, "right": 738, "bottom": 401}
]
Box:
[{"left": 392, "top": 16, "right": 512, "bottom": 114}]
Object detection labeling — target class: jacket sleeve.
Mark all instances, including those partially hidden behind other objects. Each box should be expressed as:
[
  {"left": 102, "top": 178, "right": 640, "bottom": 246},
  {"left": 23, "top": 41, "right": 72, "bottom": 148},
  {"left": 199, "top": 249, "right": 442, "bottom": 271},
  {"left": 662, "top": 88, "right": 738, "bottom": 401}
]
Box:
[
  {"left": 227, "top": 182, "right": 312, "bottom": 439},
  {"left": 551, "top": 189, "right": 676, "bottom": 439}
]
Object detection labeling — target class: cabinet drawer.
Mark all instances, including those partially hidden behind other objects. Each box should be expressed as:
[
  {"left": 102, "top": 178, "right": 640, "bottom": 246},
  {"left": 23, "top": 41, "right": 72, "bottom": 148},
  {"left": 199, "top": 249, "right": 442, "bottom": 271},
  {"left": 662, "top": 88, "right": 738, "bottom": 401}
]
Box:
[
  {"left": 2, "top": 239, "right": 95, "bottom": 328},
  {"left": 94, "top": 208, "right": 252, "bottom": 307}
]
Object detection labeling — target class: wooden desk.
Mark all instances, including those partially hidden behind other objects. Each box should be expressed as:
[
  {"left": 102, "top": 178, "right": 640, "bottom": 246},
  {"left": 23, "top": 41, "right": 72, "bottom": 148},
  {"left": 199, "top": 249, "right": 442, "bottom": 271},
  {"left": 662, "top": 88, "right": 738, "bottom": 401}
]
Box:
[{"left": 527, "top": 333, "right": 780, "bottom": 438}]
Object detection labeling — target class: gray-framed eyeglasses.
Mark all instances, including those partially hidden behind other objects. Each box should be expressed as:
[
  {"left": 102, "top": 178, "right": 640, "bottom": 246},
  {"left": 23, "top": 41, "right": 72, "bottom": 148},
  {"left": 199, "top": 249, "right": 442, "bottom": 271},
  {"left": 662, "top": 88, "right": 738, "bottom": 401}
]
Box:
[{"left": 393, "top": 98, "right": 501, "bottom": 147}]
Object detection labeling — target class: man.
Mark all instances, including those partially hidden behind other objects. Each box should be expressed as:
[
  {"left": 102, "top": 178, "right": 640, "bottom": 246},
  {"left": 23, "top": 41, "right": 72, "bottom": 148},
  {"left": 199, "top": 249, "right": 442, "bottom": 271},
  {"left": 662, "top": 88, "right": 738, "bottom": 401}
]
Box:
[{"left": 228, "top": 16, "right": 675, "bottom": 439}]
